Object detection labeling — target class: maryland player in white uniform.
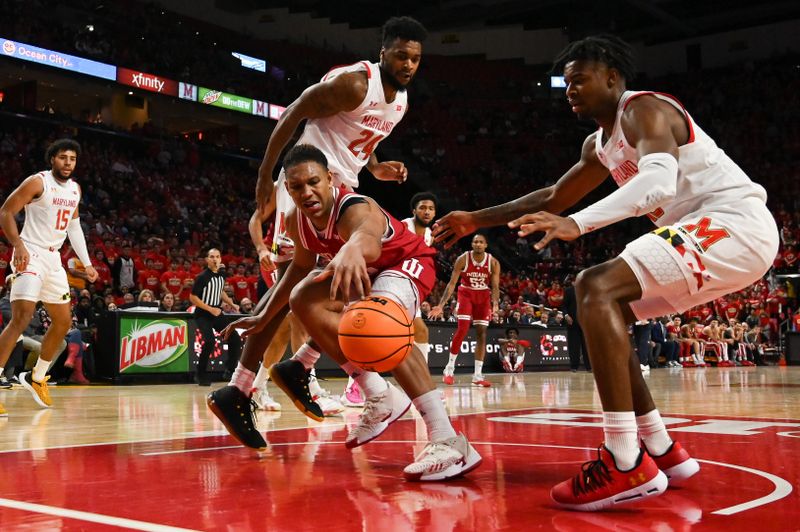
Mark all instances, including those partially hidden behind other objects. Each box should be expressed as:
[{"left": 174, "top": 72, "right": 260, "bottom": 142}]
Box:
[
  {"left": 435, "top": 35, "right": 778, "bottom": 511},
  {"left": 239, "top": 16, "right": 428, "bottom": 418},
  {"left": 401, "top": 192, "right": 438, "bottom": 363},
  {"left": 0, "top": 139, "right": 97, "bottom": 414}
]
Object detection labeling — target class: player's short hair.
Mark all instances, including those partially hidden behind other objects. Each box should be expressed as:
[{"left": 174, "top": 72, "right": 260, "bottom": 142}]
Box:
[
  {"left": 506, "top": 327, "right": 519, "bottom": 337},
  {"left": 552, "top": 34, "right": 636, "bottom": 82},
  {"left": 283, "top": 144, "right": 329, "bottom": 171},
  {"left": 381, "top": 16, "right": 427, "bottom": 47},
  {"left": 45, "top": 138, "right": 81, "bottom": 164},
  {"left": 473, "top": 233, "right": 488, "bottom": 242},
  {"left": 410, "top": 191, "right": 438, "bottom": 211}
]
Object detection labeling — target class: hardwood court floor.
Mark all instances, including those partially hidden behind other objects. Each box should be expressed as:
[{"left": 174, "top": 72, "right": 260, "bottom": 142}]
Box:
[{"left": 1, "top": 366, "right": 799, "bottom": 530}]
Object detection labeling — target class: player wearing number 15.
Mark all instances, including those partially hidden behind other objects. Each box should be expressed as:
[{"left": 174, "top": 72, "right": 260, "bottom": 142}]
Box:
[{"left": 0, "top": 139, "right": 98, "bottom": 414}]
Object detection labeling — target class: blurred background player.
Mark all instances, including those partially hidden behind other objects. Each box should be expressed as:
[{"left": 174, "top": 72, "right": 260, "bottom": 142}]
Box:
[
  {"left": 498, "top": 327, "right": 527, "bottom": 372},
  {"left": 248, "top": 16, "right": 428, "bottom": 412},
  {"left": 429, "top": 234, "right": 500, "bottom": 387},
  {"left": 0, "top": 139, "right": 97, "bottom": 412}
]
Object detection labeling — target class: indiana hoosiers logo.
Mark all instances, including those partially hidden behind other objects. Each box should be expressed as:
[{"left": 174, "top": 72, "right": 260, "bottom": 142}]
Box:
[{"left": 540, "top": 335, "right": 555, "bottom": 357}]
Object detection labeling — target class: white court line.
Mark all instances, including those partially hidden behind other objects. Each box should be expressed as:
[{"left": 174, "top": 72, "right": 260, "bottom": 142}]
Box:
[
  {"left": 0, "top": 497, "right": 199, "bottom": 532},
  {"left": 698, "top": 459, "right": 794, "bottom": 515},
  {"left": 138, "top": 438, "right": 791, "bottom": 516}
]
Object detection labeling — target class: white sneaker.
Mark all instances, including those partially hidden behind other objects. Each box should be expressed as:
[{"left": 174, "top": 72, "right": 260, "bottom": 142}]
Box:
[
  {"left": 345, "top": 382, "right": 411, "bottom": 449},
  {"left": 313, "top": 389, "right": 345, "bottom": 416},
  {"left": 251, "top": 386, "right": 281, "bottom": 411},
  {"left": 403, "top": 433, "right": 482, "bottom": 481},
  {"left": 640, "top": 364, "right": 650, "bottom": 373}
]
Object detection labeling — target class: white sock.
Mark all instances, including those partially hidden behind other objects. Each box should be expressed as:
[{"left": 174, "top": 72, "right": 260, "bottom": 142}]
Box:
[
  {"left": 474, "top": 360, "right": 484, "bottom": 376},
  {"left": 341, "top": 362, "right": 387, "bottom": 398},
  {"left": 229, "top": 363, "right": 256, "bottom": 394},
  {"left": 415, "top": 342, "right": 430, "bottom": 363},
  {"left": 447, "top": 353, "right": 458, "bottom": 368},
  {"left": 32, "top": 358, "right": 50, "bottom": 382},
  {"left": 345, "top": 375, "right": 356, "bottom": 391},
  {"left": 252, "top": 364, "right": 269, "bottom": 390},
  {"left": 603, "top": 411, "right": 640, "bottom": 471},
  {"left": 636, "top": 409, "right": 673, "bottom": 457},
  {"left": 412, "top": 390, "right": 457, "bottom": 442},
  {"left": 292, "top": 343, "right": 321, "bottom": 370},
  {"left": 308, "top": 368, "right": 323, "bottom": 395}
]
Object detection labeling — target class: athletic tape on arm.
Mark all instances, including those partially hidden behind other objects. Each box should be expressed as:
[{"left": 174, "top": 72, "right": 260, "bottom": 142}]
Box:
[{"left": 569, "top": 152, "right": 678, "bottom": 234}]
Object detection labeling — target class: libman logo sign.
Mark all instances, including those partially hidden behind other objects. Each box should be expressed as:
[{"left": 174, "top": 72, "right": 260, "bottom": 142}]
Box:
[{"left": 119, "top": 318, "right": 189, "bottom": 373}]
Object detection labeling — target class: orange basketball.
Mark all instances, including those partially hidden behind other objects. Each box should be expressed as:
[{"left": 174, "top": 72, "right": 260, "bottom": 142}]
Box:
[{"left": 338, "top": 296, "right": 414, "bottom": 373}]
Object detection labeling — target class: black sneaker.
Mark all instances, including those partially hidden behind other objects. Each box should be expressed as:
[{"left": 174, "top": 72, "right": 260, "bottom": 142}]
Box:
[
  {"left": 269, "top": 360, "right": 324, "bottom": 422},
  {"left": 206, "top": 386, "right": 268, "bottom": 450},
  {"left": 0, "top": 376, "right": 11, "bottom": 389}
]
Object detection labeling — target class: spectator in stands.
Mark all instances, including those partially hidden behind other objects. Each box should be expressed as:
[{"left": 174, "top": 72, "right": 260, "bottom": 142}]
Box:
[
  {"left": 239, "top": 297, "right": 254, "bottom": 314},
  {"left": 138, "top": 289, "right": 155, "bottom": 303},
  {"left": 159, "top": 292, "right": 177, "bottom": 312},
  {"left": 499, "top": 328, "right": 527, "bottom": 373},
  {"left": 112, "top": 244, "right": 137, "bottom": 291}
]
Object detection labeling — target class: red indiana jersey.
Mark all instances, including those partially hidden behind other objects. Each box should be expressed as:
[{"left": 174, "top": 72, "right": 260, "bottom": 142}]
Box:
[
  {"left": 458, "top": 251, "right": 494, "bottom": 292},
  {"left": 295, "top": 188, "right": 437, "bottom": 297}
]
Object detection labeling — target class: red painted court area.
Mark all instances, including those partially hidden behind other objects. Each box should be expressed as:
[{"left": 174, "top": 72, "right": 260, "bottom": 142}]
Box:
[{"left": 1, "top": 408, "right": 797, "bottom": 531}]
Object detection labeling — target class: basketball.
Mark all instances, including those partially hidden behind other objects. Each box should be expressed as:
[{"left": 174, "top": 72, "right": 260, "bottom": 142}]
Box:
[{"left": 338, "top": 296, "right": 414, "bottom": 373}]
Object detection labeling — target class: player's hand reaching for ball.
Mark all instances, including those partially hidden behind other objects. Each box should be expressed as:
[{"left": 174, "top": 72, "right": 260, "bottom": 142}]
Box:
[
  {"left": 433, "top": 211, "right": 478, "bottom": 249},
  {"left": 85, "top": 265, "right": 98, "bottom": 283},
  {"left": 371, "top": 161, "right": 408, "bottom": 183},
  {"left": 508, "top": 212, "right": 581, "bottom": 250},
  {"left": 314, "top": 244, "right": 371, "bottom": 302}
]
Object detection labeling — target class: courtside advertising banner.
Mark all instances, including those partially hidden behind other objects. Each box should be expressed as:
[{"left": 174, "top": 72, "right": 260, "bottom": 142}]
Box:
[
  {"left": 117, "top": 67, "right": 178, "bottom": 96},
  {"left": 198, "top": 87, "right": 253, "bottom": 113},
  {"left": 179, "top": 82, "right": 198, "bottom": 101},
  {"left": 1, "top": 37, "right": 116, "bottom": 80},
  {"left": 426, "top": 324, "right": 571, "bottom": 370},
  {"left": 119, "top": 317, "right": 190, "bottom": 374}
]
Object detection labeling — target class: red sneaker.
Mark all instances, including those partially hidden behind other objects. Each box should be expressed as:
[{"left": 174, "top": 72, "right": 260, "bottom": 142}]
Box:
[
  {"left": 442, "top": 373, "right": 455, "bottom": 386},
  {"left": 646, "top": 441, "right": 699, "bottom": 486},
  {"left": 550, "top": 446, "right": 667, "bottom": 511},
  {"left": 682, "top": 361, "right": 696, "bottom": 368},
  {"left": 471, "top": 376, "right": 491, "bottom": 387}
]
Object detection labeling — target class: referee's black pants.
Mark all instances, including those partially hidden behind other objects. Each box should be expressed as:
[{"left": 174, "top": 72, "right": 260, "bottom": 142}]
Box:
[{"left": 195, "top": 313, "right": 241, "bottom": 383}]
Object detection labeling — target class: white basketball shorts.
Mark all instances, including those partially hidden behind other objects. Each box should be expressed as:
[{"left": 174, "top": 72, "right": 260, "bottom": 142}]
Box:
[
  {"left": 620, "top": 197, "right": 779, "bottom": 320},
  {"left": 11, "top": 241, "right": 71, "bottom": 304}
]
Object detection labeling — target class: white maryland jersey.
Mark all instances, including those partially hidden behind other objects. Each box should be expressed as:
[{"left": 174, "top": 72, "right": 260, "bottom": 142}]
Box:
[
  {"left": 299, "top": 61, "right": 408, "bottom": 189},
  {"left": 596, "top": 90, "right": 768, "bottom": 226},
  {"left": 402, "top": 217, "right": 433, "bottom": 246},
  {"left": 19, "top": 170, "right": 81, "bottom": 250}
]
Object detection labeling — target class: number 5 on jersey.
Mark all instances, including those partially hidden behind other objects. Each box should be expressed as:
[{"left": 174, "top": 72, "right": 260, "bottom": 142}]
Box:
[{"left": 55, "top": 209, "right": 71, "bottom": 230}]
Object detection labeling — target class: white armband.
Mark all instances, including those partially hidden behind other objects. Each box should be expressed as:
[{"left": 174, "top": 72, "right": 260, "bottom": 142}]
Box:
[
  {"left": 569, "top": 152, "right": 678, "bottom": 234},
  {"left": 67, "top": 218, "right": 92, "bottom": 267}
]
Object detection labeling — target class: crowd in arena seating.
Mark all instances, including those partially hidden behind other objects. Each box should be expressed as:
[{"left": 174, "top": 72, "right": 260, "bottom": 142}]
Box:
[{"left": 1, "top": 3, "right": 798, "bottom": 374}]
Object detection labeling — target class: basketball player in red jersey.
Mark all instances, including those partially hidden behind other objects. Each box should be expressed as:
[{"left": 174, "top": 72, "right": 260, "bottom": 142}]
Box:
[
  {"left": 211, "top": 145, "right": 481, "bottom": 481},
  {"left": 435, "top": 35, "right": 778, "bottom": 510},
  {"left": 429, "top": 234, "right": 500, "bottom": 387},
  {"left": 248, "top": 16, "right": 427, "bottom": 412}
]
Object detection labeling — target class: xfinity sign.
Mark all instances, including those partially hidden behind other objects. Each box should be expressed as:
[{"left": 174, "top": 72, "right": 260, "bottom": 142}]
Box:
[{"left": 117, "top": 67, "right": 178, "bottom": 96}]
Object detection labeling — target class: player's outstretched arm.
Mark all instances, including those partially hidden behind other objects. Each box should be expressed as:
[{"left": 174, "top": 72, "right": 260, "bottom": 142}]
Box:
[
  {"left": 315, "top": 200, "right": 384, "bottom": 302},
  {"left": 256, "top": 72, "right": 369, "bottom": 216},
  {"left": 433, "top": 133, "right": 608, "bottom": 248},
  {"left": 225, "top": 211, "right": 315, "bottom": 339}
]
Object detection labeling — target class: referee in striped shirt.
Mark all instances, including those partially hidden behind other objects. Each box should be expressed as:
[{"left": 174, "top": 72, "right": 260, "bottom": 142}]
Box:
[{"left": 190, "top": 248, "right": 239, "bottom": 386}]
